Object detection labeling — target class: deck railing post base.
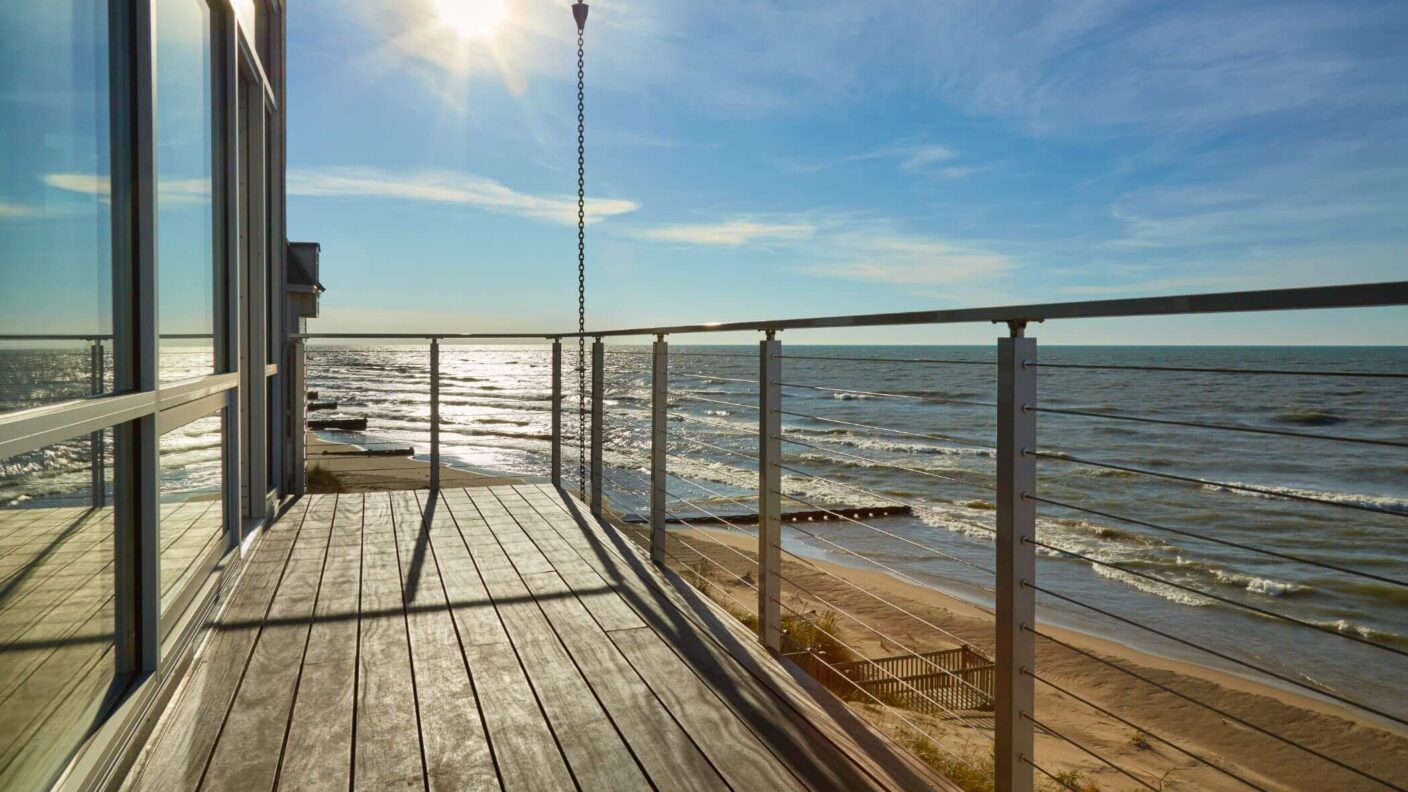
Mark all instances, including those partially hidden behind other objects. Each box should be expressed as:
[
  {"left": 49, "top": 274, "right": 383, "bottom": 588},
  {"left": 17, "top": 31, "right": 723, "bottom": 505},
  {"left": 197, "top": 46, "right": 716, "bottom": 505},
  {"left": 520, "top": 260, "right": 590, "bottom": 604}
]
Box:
[
  {"left": 551, "top": 339, "right": 563, "bottom": 488},
  {"left": 996, "top": 333, "right": 1037, "bottom": 792},
  {"left": 650, "top": 336, "right": 667, "bottom": 563},
  {"left": 758, "top": 333, "right": 782, "bottom": 653},
  {"left": 430, "top": 338, "right": 440, "bottom": 492}
]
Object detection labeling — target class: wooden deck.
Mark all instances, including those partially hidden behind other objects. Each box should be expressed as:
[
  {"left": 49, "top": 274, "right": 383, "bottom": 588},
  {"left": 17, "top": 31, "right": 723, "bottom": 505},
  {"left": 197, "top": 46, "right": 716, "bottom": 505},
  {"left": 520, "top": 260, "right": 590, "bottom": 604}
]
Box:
[
  {"left": 124, "top": 484, "right": 952, "bottom": 791},
  {"left": 0, "top": 499, "right": 224, "bottom": 790}
]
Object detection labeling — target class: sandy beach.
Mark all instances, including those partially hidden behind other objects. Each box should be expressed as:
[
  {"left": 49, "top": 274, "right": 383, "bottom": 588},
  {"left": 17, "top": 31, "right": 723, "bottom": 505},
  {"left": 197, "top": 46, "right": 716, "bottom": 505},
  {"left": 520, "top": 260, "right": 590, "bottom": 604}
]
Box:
[{"left": 614, "top": 522, "right": 1408, "bottom": 792}]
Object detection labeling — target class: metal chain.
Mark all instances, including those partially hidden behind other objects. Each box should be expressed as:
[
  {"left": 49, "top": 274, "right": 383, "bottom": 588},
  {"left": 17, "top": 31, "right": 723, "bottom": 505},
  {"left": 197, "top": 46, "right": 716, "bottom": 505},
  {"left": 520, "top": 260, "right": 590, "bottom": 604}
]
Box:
[{"left": 576, "top": 29, "right": 587, "bottom": 498}]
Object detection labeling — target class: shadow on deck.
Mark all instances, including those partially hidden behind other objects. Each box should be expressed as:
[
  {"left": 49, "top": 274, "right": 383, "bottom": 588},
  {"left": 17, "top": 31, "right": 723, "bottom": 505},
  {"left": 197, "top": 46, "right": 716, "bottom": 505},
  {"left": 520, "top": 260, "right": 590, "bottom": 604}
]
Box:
[{"left": 123, "top": 484, "right": 953, "bottom": 791}]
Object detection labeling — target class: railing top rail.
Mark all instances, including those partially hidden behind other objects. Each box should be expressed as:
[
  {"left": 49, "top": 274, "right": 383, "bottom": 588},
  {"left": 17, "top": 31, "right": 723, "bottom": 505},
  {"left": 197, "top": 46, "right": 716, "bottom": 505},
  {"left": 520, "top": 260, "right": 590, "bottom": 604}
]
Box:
[{"left": 288, "top": 280, "right": 1408, "bottom": 341}]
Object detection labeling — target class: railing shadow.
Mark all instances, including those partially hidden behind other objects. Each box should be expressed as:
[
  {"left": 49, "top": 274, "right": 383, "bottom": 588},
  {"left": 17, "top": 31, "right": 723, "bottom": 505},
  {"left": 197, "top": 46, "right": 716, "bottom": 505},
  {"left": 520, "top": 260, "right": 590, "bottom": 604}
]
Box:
[{"left": 530, "top": 485, "right": 942, "bottom": 790}]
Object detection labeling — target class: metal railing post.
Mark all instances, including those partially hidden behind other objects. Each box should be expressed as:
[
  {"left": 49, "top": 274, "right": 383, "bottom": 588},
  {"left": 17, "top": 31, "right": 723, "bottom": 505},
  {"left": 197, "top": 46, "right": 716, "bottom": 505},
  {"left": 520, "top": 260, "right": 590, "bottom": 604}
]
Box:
[
  {"left": 291, "top": 338, "right": 306, "bottom": 496},
  {"left": 551, "top": 339, "right": 563, "bottom": 488},
  {"left": 650, "top": 335, "right": 667, "bottom": 563},
  {"left": 996, "top": 324, "right": 1037, "bottom": 792},
  {"left": 430, "top": 337, "right": 440, "bottom": 491},
  {"left": 90, "top": 339, "right": 106, "bottom": 507},
  {"left": 758, "top": 332, "right": 782, "bottom": 653},
  {"left": 590, "top": 337, "right": 604, "bottom": 517}
]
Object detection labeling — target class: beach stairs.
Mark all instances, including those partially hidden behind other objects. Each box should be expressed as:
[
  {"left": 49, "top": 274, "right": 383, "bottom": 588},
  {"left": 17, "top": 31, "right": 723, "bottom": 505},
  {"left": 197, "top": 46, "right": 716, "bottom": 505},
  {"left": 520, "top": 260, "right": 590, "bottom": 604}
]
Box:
[{"left": 789, "top": 646, "right": 996, "bottom": 714}]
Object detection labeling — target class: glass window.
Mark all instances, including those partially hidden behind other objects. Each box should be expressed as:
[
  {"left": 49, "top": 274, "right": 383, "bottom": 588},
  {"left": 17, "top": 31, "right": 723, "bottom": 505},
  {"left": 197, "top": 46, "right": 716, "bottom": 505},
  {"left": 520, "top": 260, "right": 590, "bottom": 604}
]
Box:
[
  {"left": 159, "top": 410, "right": 225, "bottom": 624},
  {"left": 0, "top": 1, "right": 113, "bottom": 411},
  {"left": 0, "top": 429, "right": 119, "bottom": 790},
  {"left": 156, "top": 0, "right": 216, "bottom": 383}
]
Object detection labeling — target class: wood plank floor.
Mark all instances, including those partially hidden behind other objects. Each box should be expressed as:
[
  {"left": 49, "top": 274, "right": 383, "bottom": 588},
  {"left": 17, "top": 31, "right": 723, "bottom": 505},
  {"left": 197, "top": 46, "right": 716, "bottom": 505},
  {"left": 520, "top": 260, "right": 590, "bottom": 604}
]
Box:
[
  {"left": 0, "top": 498, "right": 226, "bottom": 791},
  {"left": 124, "top": 484, "right": 952, "bottom": 791}
]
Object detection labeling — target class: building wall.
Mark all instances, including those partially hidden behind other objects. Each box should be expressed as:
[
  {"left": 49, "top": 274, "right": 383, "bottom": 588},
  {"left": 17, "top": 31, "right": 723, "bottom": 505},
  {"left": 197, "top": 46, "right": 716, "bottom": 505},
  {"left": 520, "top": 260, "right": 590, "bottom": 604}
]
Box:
[{"left": 0, "top": 1, "right": 289, "bottom": 788}]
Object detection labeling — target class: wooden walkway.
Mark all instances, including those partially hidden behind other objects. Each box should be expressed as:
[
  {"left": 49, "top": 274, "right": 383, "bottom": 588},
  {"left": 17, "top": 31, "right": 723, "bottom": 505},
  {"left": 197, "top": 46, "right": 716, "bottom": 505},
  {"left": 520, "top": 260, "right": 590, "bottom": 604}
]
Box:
[
  {"left": 0, "top": 499, "right": 224, "bottom": 790},
  {"left": 125, "top": 484, "right": 951, "bottom": 791}
]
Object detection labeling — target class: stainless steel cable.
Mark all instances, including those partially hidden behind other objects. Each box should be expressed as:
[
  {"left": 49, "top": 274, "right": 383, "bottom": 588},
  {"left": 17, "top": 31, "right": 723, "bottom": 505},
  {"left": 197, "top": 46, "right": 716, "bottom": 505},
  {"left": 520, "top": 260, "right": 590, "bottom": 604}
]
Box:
[
  {"left": 1030, "top": 449, "right": 1406, "bottom": 519},
  {"left": 780, "top": 381, "right": 995, "bottom": 409},
  {"left": 674, "top": 393, "right": 759, "bottom": 412},
  {"left": 1025, "top": 535, "right": 1407, "bottom": 657},
  {"left": 778, "top": 435, "right": 973, "bottom": 487},
  {"left": 668, "top": 351, "right": 757, "bottom": 359},
  {"left": 665, "top": 431, "right": 760, "bottom": 466},
  {"left": 769, "top": 597, "right": 990, "bottom": 777},
  {"left": 778, "top": 410, "right": 996, "bottom": 451},
  {"left": 1030, "top": 494, "right": 1407, "bottom": 589},
  {"left": 775, "top": 465, "right": 996, "bottom": 573},
  {"left": 1024, "top": 757, "right": 1081, "bottom": 792},
  {"left": 669, "top": 372, "right": 760, "bottom": 386},
  {"left": 660, "top": 507, "right": 760, "bottom": 571},
  {"left": 775, "top": 570, "right": 994, "bottom": 711},
  {"left": 772, "top": 494, "right": 996, "bottom": 640},
  {"left": 1026, "top": 626, "right": 1403, "bottom": 790},
  {"left": 782, "top": 354, "right": 993, "bottom": 367},
  {"left": 661, "top": 470, "right": 760, "bottom": 521},
  {"left": 1024, "top": 581, "right": 1406, "bottom": 727},
  {"left": 666, "top": 411, "right": 758, "bottom": 438},
  {"left": 1033, "top": 405, "right": 1408, "bottom": 449},
  {"left": 1030, "top": 361, "right": 1408, "bottom": 379},
  {"left": 1020, "top": 712, "right": 1160, "bottom": 791},
  {"left": 1023, "top": 669, "right": 1267, "bottom": 791},
  {"left": 776, "top": 461, "right": 998, "bottom": 539}
]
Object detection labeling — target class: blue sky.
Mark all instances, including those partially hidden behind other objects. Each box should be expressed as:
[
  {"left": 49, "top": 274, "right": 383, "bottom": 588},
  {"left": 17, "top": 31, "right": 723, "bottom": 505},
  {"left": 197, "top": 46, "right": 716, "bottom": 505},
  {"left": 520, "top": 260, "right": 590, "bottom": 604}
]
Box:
[
  {"left": 9, "top": 1, "right": 1400, "bottom": 345},
  {"left": 285, "top": 0, "right": 1407, "bottom": 343}
]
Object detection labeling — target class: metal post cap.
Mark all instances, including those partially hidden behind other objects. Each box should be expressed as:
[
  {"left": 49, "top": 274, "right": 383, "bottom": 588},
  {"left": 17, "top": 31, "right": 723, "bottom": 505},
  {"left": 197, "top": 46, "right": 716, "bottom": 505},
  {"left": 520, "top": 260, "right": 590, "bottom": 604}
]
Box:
[{"left": 572, "top": 2, "right": 589, "bottom": 32}]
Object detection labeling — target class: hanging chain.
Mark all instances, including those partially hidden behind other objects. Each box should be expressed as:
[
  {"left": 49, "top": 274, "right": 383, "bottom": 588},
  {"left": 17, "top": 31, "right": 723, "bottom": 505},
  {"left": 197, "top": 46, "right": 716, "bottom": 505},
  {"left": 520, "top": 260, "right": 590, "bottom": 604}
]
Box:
[{"left": 576, "top": 28, "right": 587, "bottom": 498}]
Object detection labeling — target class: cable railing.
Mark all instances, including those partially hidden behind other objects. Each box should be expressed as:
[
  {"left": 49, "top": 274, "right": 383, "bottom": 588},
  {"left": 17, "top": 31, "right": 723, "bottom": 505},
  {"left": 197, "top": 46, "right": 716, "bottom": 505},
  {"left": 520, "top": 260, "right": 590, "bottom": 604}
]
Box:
[{"left": 291, "top": 280, "right": 1408, "bottom": 792}]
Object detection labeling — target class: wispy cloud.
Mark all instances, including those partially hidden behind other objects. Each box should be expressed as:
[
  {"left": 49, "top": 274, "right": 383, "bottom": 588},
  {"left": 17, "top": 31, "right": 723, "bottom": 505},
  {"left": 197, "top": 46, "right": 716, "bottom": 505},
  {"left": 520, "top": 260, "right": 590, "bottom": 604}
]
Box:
[
  {"left": 286, "top": 167, "right": 638, "bottom": 225},
  {"left": 793, "top": 141, "right": 961, "bottom": 175},
  {"left": 42, "top": 173, "right": 212, "bottom": 204},
  {"left": 804, "top": 229, "right": 1016, "bottom": 286},
  {"left": 630, "top": 210, "right": 1016, "bottom": 288},
  {"left": 0, "top": 200, "right": 44, "bottom": 219},
  {"left": 630, "top": 219, "right": 814, "bottom": 246}
]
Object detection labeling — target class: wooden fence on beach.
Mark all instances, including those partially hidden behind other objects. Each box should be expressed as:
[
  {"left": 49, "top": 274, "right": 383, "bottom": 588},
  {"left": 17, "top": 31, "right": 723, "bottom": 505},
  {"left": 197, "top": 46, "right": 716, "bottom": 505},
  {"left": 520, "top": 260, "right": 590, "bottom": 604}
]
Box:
[{"left": 789, "top": 646, "right": 995, "bottom": 714}]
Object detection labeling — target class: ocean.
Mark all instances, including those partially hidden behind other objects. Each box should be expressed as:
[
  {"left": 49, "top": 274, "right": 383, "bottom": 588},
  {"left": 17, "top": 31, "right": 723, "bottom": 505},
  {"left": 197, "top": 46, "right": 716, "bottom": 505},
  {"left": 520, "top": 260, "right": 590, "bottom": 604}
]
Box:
[
  {"left": 3, "top": 343, "right": 1405, "bottom": 724},
  {"left": 304, "top": 343, "right": 1408, "bottom": 725}
]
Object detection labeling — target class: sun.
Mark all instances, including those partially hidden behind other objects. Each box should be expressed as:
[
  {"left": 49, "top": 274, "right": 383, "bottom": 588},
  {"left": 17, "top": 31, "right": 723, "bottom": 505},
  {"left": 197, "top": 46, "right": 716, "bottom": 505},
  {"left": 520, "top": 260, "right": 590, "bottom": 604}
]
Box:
[{"left": 435, "top": 0, "right": 506, "bottom": 39}]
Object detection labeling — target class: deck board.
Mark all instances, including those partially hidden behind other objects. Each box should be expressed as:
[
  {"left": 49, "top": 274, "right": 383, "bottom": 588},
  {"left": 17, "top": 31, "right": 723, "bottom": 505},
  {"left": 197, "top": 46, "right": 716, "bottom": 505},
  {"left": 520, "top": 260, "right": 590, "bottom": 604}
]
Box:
[
  {"left": 387, "top": 490, "right": 497, "bottom": 792},
  {"left": 278, "top": 493, "right": 363, "bottom": 792},
  {"left": 126, "top": 485, "right": 954, "bottom": 792}
]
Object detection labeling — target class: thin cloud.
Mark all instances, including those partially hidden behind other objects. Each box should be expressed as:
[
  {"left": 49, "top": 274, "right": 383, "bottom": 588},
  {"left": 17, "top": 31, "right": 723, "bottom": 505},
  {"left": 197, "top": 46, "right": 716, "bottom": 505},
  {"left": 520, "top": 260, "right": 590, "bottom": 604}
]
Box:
[
  {"left": 794, "top": 141, "right": 960, "bottom": 174},
  {"left": 807, "top": 231, "right": 1016, "bottom": 286},
  {"left": 630, "top": 220, "right": 814, "bottom": 246},
  {"left": 43, "top": 173, "right": 212, "bottom": 204},
  {"left": 0, "top": 201, "right": 44, "bottom": 219},
  {"left": 286, "top": 167, "right": 638, "bottom": 226},
  {"left": 631, "top": 210, "right": 1016, "bottom": 288}
]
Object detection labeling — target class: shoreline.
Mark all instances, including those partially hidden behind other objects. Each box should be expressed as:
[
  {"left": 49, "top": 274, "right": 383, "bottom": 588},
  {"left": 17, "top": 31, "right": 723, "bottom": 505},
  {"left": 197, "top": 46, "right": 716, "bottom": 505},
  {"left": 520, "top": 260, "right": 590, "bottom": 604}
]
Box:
[
  {"left": 647, "top": 524, "right": 1406, "bottom": 791},
  {"left": 289, "top": 443, "right": 1405, "bottom": 790}
]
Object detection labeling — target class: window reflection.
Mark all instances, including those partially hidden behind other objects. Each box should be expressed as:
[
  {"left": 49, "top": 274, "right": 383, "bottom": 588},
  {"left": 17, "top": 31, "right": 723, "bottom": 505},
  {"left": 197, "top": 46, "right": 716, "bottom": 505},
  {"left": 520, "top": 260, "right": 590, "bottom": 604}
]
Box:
[
  {"left": 0, "top": 429, "right": 119, "bottom": 790},
  {"left": 0, "top": 1, "right": 113, "bottom": 412},
  {"left": 159, "top": 410, "right": 225, "bottom": 624},
  {"left": 156, "top": 0, "right": 216, "bottom": 383}
]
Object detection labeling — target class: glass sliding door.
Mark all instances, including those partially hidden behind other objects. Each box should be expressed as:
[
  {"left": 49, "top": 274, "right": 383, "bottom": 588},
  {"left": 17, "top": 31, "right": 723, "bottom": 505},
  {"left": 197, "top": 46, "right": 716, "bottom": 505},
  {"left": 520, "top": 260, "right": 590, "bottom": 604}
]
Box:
[
  {"left": 155, "top": 0, "right": 217, "bottom": 382},
  {"left": 0, "top": 2, "right": 126, "bottom": 787},
  {"left": 0, "top": 431, "right": 121, "bottom": 790},
  {"left": 157, "top": 409, "right": 225, "bottom": 634},
  {"left": 0, "top": 0, "right": 115, "bottom": 408}
]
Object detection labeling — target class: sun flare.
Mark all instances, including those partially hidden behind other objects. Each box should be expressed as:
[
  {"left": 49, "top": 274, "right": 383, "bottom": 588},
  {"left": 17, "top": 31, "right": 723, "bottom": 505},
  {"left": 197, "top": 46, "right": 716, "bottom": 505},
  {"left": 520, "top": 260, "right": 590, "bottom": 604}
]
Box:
[{"left": 434, "top": 0, "right": 506, "bottom": 39}]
